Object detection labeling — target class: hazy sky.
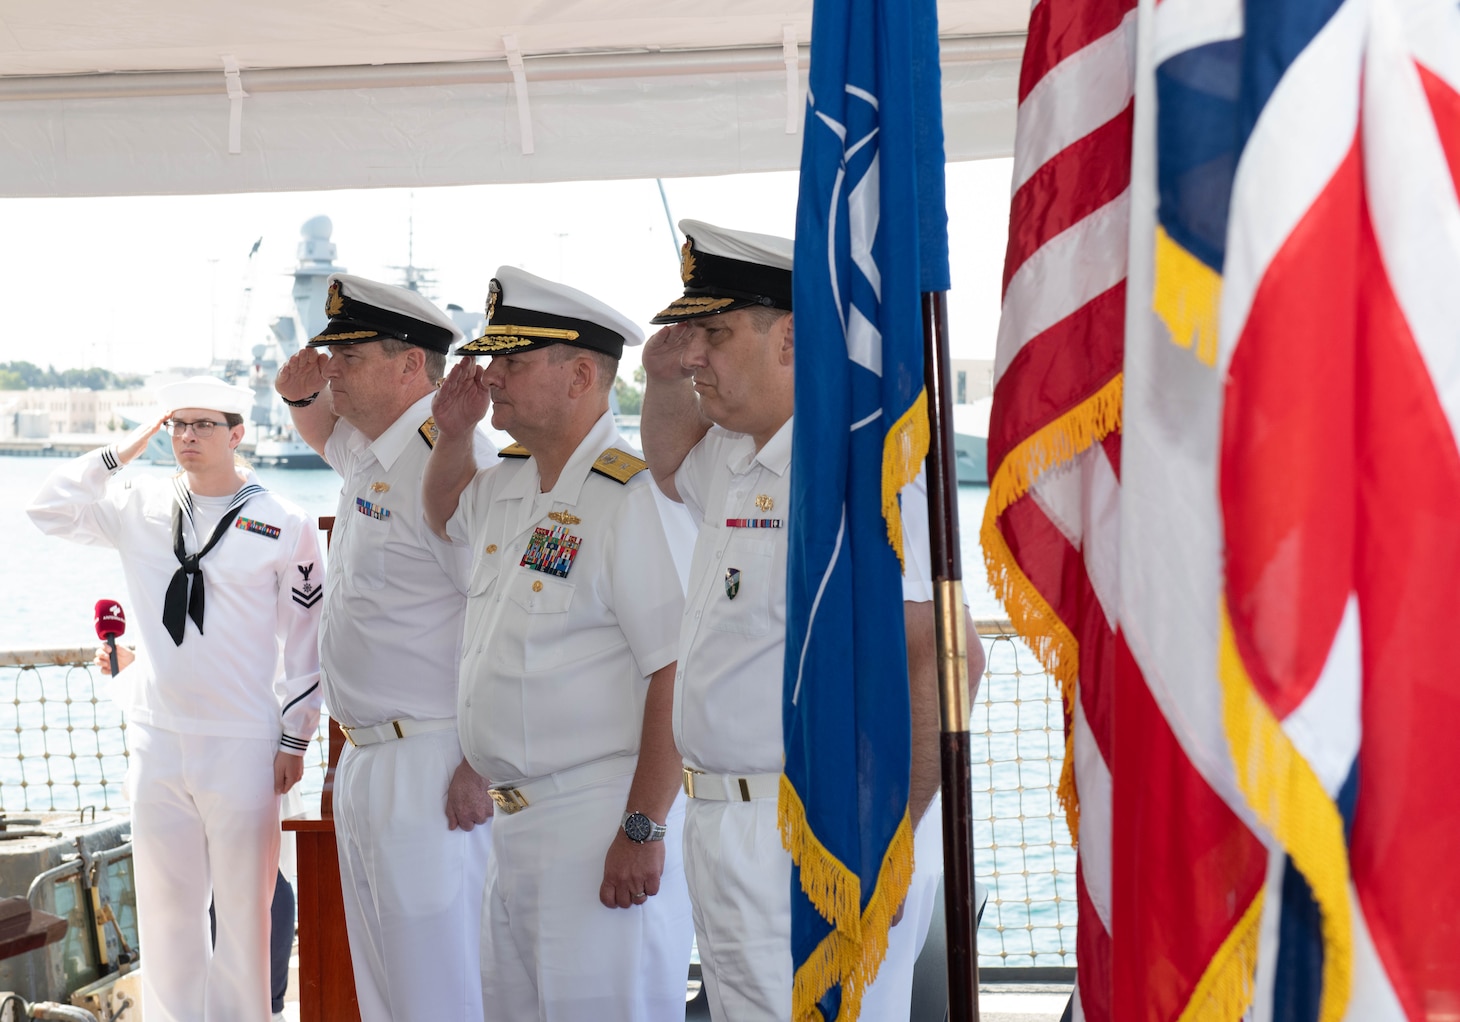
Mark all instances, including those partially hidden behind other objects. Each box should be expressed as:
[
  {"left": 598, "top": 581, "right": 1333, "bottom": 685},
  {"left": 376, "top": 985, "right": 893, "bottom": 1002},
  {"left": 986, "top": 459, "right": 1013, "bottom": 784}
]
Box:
[{"left": 0, "top": 159, "right": 1012, "bottom": 381}]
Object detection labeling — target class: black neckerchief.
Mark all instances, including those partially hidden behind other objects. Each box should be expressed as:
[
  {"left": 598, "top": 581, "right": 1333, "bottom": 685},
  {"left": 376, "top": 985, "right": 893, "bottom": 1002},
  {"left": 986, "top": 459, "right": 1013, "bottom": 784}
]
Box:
[{"left": 161, "top": 477, "right": 265, "bottom": 646}]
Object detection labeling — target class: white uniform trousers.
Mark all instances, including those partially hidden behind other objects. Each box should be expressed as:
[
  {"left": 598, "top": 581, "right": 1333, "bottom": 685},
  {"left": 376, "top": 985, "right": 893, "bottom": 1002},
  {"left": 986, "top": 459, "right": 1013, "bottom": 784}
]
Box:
[
  {"left": 481, "top": 772, "right": 694, "bottom": 1021},
  {"left": 683, "top": 792, "right": 944, "bottom": 1022},
  {"left": 128, "top": 724, "right": 280, "bottom": 1022},
  {"left": 334, "top": 728, "right": 492, "bottom": 1022}
]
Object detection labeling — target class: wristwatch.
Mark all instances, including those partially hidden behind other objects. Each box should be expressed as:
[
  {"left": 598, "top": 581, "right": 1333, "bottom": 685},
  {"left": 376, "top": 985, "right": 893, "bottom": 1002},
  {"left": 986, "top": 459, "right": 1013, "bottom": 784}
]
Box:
[{"left": 621, "top": 810, "right": 667, "bottom": 844}]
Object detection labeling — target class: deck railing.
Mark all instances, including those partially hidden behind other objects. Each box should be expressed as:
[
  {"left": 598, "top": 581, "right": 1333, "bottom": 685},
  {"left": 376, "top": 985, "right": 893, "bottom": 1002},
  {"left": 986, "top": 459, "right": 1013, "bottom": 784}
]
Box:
[{"left": 0, "top": 627, "right": 1075, "bottom": 970}]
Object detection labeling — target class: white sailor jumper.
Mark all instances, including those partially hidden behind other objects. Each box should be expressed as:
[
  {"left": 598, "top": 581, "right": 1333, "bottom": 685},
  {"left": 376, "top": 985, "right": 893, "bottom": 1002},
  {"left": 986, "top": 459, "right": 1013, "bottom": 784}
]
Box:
[{"left": 28, "top": 448, "right": 323, "bottom": 1022}]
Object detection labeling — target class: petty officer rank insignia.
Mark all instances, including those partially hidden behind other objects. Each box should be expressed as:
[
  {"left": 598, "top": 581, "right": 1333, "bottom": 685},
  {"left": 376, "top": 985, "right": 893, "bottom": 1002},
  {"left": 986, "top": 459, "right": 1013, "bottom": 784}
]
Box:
[
  {"left": 355, "top": 497, "right": 390, "bottom": 521},
  {"left": 521, "top": 524, "right": 582, "bottom": 579},
  {"left": 418, "top": 417, "right": 440, "bottom": 449},
  {"left": 292, "top": 562, "right": 322, "bottom": 609},
  {"left": 591, "top": 448, "right": 648, "bottom": 484},
  {"left": 235, "top": 517, "right": 281, "bottom": 539}
]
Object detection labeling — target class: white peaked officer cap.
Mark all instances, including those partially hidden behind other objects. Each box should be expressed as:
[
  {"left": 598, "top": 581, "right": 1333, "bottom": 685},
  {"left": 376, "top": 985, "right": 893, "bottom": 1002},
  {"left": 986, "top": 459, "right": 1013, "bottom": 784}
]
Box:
[
  {"left": 651, "top": 219, "right": 794, "bottom": 324},
  {"left": 455, "top": 265, "right": 646, "bottom": 360},
  {"left": 157, "top": 376, "right": 254, "bottom": 417},
  {"left": 308, "top": 273, "right": 464, "bottom": 354}
]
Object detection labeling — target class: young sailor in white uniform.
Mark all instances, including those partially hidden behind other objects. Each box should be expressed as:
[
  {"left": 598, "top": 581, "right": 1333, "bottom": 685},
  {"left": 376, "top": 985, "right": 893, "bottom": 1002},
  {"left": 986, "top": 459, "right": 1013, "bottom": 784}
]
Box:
[
  {"left": 275, "top": 274, "right": 496, "bottom": 1022},
  {"left": 28, "top": 375, "right": 323, "bottom": 1022},
  {"left": 423, "top": 267, "right": 694, "bottom": 1022},
  {"left": 640, "top": 222, "right": 983, "bottom": 1021}
]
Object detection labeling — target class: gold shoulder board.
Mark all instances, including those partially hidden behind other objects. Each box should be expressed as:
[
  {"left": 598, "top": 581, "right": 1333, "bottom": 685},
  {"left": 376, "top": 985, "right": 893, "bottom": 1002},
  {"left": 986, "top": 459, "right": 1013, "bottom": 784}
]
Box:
[
  {"left": 418, "top": 417, "right": 440, "bottom": 449},
  {"left": 498, "top": 443, "right": 532, "bottom": 459},
  {"left": 591, "top": 447, "right": 648, "bottom": 484}
]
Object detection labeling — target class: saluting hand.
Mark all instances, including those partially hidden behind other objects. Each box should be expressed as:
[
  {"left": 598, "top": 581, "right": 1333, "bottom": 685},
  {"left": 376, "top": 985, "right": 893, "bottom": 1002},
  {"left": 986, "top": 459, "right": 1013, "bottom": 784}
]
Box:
[
  {"left": 116, "top": 413, "right": 169, "bottom": 466},
  {"left": 640, "top": 324, "right": 696, "bottom": 383},
  {"left": 276, "top": 348, "right": 329, "bottom": 403},
  {"left": 432, "top": 357, "right": 491, "bottom": 438}
]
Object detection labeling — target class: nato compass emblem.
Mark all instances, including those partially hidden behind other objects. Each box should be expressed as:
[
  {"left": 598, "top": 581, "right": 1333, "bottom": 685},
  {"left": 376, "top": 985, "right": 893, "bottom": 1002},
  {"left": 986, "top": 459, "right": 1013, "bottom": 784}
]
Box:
[
  {"left": 724, "top": 567, "right": 741, "bottom": 600},
  {"left": 292, "top": 562, "right": 322, "bottom": 609}
]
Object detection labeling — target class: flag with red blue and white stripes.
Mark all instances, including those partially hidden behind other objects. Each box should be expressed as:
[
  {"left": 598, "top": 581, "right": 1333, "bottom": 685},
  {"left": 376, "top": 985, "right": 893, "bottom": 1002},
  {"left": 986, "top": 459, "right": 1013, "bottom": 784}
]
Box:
[{"left": 994, "top": 0, "right": 1460, "bottom": 1016}]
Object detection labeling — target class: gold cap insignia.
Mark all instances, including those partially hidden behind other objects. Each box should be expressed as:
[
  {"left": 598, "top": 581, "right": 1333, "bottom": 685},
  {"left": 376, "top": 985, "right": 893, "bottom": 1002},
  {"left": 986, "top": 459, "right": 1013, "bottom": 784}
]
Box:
[
  {"left": 755, "top": 494, "right": 774, "bottom": 512},
  {"left": 679, "top": 239, "right": 696, "bottom": 284},
  {"left": 548, "top": 511, "right": 581, "bottom": 526},
  {"left": 325, "top": 280, "right": 345, "bottom": 317},
  {"left": 371, "top": 482, "right": 391, "bottom": 494}
]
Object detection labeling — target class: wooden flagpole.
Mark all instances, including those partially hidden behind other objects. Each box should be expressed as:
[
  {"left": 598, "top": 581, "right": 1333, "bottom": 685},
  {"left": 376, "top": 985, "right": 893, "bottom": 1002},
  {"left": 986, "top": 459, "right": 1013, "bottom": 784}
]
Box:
[{"left": 921, "top": 290, "right": 980, "bottom": 1022}]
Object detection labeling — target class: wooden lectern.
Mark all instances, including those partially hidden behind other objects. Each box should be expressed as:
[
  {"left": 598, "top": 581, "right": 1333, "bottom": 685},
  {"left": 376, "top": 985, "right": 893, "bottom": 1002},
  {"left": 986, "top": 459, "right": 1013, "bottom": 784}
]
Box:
[{"left": 282, "top": 517, "right": 361, "bottom": 1021}]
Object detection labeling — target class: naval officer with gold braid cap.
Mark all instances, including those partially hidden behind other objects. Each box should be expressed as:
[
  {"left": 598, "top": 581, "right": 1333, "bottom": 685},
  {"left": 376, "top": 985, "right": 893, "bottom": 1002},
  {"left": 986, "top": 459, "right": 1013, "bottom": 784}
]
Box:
[
  {"left": 640, "top": 221, "right": 982, "bottom": 1021},
  {"left": 275, "top": 274, "right": 497, "bottom": 1022},
  {"left": 424, "top": 266, "right": 694, "bottom": 1021}
]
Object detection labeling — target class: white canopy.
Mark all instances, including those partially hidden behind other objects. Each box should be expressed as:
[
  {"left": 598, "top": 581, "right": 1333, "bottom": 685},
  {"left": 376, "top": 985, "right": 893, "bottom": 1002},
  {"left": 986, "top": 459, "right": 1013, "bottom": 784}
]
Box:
[{"left": 0, "top": 1, "right": 1027, "bottom": 197}]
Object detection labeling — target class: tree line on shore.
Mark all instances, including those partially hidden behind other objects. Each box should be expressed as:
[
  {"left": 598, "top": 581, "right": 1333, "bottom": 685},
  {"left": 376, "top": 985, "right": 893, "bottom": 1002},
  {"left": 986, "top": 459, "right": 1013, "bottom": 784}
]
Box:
[{"left": 0, "top": 362, "right": 147, "bottom": 391}]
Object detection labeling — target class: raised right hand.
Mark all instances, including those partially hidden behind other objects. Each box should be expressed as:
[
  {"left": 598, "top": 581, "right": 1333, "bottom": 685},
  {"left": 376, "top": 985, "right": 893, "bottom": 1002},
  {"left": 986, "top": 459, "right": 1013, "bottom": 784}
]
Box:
[
  {"left": 116, "top": 414, "right": 168, "bottom": 466},
  {"left": 276, "top": 348, "right": 329, "bottom": 403},
  {"left": 431, "top": 357, "right": 490, "bottom": 438},
  {"left": 641, "top": 324, "right": 696, "bottom": 383}
]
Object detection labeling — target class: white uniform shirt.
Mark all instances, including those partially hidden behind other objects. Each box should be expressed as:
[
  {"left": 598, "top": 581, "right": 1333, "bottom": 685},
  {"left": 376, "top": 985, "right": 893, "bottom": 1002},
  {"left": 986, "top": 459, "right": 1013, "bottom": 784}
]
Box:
[
  {"left": 320, "top": 393, "right": 495, "bottom": 729},
  {"left": 451, "top": 411, "right": 684, "bottom": 787},
  {"left": 28, "top": 449, "right": 323, "bottom": 749},
  {"left": 672, "top": 417, "right": 943, "bottom": 776}
]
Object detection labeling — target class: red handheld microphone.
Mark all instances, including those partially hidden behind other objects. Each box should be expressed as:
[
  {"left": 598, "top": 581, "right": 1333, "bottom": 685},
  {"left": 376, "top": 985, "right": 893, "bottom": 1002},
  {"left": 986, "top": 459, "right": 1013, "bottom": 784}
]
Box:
[{"left": 93, "top": 601, "right": 126, "bottom": 678}]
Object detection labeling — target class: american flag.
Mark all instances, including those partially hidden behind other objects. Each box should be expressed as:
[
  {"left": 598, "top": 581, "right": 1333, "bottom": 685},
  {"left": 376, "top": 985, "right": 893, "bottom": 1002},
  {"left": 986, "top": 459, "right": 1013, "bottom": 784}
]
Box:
[{"left": 983, "top": 0, "right": 1135, "bottom": 1016}]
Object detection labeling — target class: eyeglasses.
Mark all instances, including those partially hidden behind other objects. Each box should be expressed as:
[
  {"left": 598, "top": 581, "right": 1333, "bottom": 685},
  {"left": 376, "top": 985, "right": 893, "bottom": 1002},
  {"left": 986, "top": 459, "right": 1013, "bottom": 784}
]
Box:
[{"left": 164, "top": 418, "right": 227, "bottom": 438}]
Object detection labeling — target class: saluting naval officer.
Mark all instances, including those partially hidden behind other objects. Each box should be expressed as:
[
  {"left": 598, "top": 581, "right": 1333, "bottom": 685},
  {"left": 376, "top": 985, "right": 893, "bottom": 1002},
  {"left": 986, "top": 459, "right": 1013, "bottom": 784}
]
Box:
[
  {"left": 423, "top": 267, "right": 694, "bottom": 1022},
  {"left": 275, "top": 275, "right": 496, "bottom": 1022},
  {"left": 639, "top": 221, "right": 984, "bottom": 1021},
  {"left": 29, "top": 375, "right": 323, "bottom": 1022}
]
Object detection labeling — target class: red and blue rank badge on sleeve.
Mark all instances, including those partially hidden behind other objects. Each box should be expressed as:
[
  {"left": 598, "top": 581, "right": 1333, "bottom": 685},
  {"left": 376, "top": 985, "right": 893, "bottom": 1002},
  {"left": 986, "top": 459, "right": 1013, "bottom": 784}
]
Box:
[{"left": 520, "top": 524, "right": 582, "bottom": 579}]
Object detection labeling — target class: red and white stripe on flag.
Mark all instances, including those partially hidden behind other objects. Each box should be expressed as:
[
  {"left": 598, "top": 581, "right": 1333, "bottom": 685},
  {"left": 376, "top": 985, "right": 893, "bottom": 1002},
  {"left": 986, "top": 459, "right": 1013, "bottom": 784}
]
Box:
[{"left": 982, "top": 0, "right": 1134, "bottom": 1016}]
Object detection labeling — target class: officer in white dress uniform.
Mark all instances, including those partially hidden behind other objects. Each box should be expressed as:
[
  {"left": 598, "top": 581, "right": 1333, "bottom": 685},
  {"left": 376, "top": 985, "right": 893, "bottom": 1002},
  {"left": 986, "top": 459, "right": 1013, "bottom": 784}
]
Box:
[
  {"left": 423, "top": 267, "right": 694, "bottom": 1022},
  {"left": 29, "top": 375, "right": 323, "bottom": 1022},
  {"left": 639, "top": 222, "right": 984, "bottom": 1021},
  {"left": 275, "top": 276, "right": 496, "bottom": 1022}
]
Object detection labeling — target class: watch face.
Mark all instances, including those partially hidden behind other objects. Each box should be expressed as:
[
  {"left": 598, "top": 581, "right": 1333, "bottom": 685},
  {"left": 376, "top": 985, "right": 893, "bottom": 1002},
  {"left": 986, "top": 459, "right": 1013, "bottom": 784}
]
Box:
[{"left": 623, "top": 812, "right": 653, "bottom": 843}]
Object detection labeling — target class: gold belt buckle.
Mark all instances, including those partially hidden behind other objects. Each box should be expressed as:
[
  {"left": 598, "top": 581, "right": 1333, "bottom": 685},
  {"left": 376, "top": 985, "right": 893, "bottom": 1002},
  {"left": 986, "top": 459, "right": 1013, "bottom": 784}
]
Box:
[
  {"left": 682, "top": 766, "right": 704, "bottom": 800},
  {"left": 490, "top": 787, "right": 530, "bottom": 815},
  {"left": 339, "top": 724, "right": 357, "bottom": 748}
]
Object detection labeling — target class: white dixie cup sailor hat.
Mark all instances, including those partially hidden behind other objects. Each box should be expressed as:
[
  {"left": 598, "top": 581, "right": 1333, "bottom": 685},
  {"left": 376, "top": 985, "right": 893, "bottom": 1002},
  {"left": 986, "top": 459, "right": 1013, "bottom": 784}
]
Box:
[{"left": 156, "top": 376, "right": 255, "bottom": 418}]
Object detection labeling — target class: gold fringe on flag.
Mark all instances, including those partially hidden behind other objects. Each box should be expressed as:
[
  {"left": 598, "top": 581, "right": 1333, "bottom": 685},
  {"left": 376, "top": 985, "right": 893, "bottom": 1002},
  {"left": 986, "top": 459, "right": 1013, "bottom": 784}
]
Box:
[
  {"left": 1177, "top": 885, "right": 1265, "bottom": 1022},
  {"left": 1218, "top": 604, "right": 1352, "bottom": 1022},
  {"left": 779, "top": 774, "right": 915, "bottom": 1022},
  {"left": 979, "top": 373, "right": 1123, "bottom": 845},
  {"left": 984, "top": 374, "right": 1124, "bottom": 528},
  {"left": 1153, "top": 226, "right": 1221, "bottom": 367},
  {"left": 981, "top": 521, "right": 1082, "bottom": 844},
  {"left": 883, "top": 388, "right": 931, "bottom": 570}
]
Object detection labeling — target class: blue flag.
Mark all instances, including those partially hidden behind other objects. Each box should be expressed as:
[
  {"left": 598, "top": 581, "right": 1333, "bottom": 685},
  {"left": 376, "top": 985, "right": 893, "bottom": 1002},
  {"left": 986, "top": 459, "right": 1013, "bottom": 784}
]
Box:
[{"left": 780, "top": 0, "right": 948, "bottom": 1016}]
